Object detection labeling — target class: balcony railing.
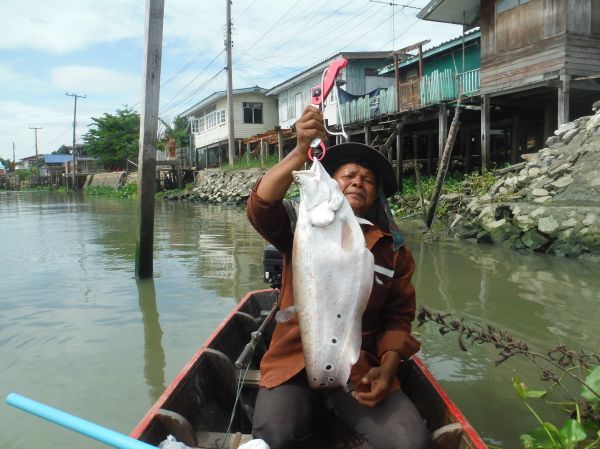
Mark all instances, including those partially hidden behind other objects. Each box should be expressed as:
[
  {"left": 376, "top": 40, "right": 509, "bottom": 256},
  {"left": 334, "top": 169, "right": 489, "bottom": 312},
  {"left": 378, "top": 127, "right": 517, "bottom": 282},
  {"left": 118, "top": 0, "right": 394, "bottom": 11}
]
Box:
[
  {"left": 457, "top": 68, "right": 480, "bottom": 97},
  {"left": 339, "top": 68, "right": 480, "bottom": 124}
]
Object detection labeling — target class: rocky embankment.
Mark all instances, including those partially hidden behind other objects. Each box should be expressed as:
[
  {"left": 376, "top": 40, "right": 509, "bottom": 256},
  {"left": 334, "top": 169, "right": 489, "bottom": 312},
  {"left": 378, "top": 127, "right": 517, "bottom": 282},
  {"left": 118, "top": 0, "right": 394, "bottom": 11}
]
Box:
[
  {"left": 451, "top": 107, "right": 600, "bottom": 261},
  {"left": 163, "top": 168, "right": 266, "bottom": 204}
]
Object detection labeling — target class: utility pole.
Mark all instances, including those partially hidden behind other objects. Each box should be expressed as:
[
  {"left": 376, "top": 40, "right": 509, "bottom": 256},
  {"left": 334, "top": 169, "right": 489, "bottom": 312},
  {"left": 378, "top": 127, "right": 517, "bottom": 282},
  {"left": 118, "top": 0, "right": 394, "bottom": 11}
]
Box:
[
  {"left": 226, "top": 0, "right": 235, "bottom": 165},
  {"left": 29, "top": 126, "right": 42, "bottom": 183},
  {"left": 12, "top": 141, "right": 16, "bottom": 171},
  {"left": 66, "top": 92, "right": 86, "bottom": 190},
  {"left": 28, "top": 126, "right": 44, "bottom": 159},
  {"left": 135, "top": 0, "right": 165, "bottom": 279}
]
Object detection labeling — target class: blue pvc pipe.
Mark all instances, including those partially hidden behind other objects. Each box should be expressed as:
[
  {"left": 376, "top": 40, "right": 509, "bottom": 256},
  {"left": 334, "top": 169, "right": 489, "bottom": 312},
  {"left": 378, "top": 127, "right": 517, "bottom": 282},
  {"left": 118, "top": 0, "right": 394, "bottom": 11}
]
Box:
[{"left": 6, "top": 393, "right": 158, "bottom": 449}]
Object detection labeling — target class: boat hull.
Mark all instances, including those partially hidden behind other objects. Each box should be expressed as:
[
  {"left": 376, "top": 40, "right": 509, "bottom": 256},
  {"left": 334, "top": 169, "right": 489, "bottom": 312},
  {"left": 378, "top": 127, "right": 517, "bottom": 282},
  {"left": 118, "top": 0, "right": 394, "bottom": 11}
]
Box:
[{"left": 130, "top": 289, "right": 487, "bottom": 449}]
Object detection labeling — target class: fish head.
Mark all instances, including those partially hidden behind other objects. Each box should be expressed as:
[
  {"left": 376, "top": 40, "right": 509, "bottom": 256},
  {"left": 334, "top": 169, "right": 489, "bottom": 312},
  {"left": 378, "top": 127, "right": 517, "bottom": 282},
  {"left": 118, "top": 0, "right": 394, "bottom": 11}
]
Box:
[{"left": 292, "top": 160, "right": 344, "bottom": 221}]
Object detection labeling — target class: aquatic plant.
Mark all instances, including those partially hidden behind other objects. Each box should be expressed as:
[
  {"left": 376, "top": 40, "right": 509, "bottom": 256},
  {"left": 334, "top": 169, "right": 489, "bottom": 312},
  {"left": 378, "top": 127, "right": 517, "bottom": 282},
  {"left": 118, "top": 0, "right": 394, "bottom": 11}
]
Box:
[
  {"left": 417, "top": 306, "right": 600, "bottom": 449},
  {"left": 84, "top": 183, "right": 137, "bottom": 199}
]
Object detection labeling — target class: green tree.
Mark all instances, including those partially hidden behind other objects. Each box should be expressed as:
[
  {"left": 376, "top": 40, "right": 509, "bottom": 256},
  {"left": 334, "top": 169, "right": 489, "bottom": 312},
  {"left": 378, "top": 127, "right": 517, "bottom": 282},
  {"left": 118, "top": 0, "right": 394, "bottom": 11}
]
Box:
[
  {"left": 0, "top": 157, "right": 13, "bottom": 171},
  {"left": 160, "top": 115, "right": 190, "bottom": 149},
  {"left": 83, "top": 107, "right": 140, "bottom": 169},
  {"left": 52, "top": 145, "right": 72, "bottom": 155}
]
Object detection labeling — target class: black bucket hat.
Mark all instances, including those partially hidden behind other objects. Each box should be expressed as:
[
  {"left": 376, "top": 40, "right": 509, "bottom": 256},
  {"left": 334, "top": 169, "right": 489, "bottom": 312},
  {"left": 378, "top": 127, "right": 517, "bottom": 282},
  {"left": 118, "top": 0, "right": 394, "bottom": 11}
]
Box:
[{"left": 320, "top": 142, "right": 398, "bottom": 197}]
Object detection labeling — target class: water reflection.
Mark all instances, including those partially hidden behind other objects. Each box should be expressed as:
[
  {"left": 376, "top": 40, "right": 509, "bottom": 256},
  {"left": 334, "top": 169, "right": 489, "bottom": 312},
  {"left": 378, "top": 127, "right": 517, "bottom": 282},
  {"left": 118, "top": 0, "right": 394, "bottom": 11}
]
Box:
[{"left": 137, "top": 279, "right": 166, "bottom": 402}]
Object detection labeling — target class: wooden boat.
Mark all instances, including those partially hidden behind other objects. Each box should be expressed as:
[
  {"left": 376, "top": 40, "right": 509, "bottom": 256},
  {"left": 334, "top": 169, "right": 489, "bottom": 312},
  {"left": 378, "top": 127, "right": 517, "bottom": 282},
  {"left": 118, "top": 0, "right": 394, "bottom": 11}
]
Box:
[{"left": 130, "top": 288, "right": 488, "bottom": 449}]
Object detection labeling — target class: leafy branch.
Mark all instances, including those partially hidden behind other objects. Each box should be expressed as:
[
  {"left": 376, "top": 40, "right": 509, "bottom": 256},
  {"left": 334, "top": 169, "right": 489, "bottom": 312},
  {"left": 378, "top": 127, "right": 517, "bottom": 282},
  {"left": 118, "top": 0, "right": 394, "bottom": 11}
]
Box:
[{"left": 417, "top": 306, "right": 600, "bottom": 402}]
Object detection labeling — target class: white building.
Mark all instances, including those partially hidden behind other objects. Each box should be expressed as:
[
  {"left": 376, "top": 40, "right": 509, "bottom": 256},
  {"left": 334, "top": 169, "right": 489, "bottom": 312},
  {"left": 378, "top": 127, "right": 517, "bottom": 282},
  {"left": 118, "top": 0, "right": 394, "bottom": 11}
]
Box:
[{"left": 182, "top": 86, "right": 278, "bottom": 167}]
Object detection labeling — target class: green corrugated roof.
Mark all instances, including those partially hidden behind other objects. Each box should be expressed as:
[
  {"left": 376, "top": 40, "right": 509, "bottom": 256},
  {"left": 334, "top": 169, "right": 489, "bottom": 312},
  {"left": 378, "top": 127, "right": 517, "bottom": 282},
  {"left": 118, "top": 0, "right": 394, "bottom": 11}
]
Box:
[{"left": 379, "top": 29, "right": 480, "bottom": 75}]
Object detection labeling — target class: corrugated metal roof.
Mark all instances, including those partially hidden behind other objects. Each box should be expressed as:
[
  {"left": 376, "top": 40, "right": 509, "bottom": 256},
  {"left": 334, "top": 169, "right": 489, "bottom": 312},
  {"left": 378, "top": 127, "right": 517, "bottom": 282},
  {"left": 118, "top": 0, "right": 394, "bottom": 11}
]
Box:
[
  {"left": 181, "top": 86, "right": 268, "bottom": 117},
  {"left": 417, "top": 0, "right": 480, "bottom": 26},
  {"left": 379, "top": 28, "right": 480, "bottom": 75},
  {"left": 45, "top": 154, "right": 73, "bottom": 164}
]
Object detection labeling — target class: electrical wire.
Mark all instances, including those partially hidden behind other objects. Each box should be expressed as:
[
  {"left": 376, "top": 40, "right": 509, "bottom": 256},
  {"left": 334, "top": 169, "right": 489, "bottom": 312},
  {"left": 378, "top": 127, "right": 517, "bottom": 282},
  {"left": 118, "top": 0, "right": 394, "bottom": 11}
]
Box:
[
  {"left": 233, "top": 0, "right": 305, "bottom": 63},
  {"left": 159, "top": 50, "right": 225, "bottom": 113},
  {"left": 161, "top": 69, "right": 225, "bottom": 118}
]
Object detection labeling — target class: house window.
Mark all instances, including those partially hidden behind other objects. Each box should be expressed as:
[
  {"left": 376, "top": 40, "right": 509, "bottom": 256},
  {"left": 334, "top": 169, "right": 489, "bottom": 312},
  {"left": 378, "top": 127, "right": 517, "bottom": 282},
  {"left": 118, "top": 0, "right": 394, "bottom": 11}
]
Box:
[
  {"left": 279, "top": 99, "right": 288, "bottom": 121},
  {"left": 201, "top": 108, "right": 226, "bottom": 131},
  {"left": 190, "top": 118, "right": 199, "bottom": 133},
  {"left": 496, "top": 0, "right": 529, "bottom": 14},
  {"left": 243, "top": 102, "right": 263, "bottom": 124}
]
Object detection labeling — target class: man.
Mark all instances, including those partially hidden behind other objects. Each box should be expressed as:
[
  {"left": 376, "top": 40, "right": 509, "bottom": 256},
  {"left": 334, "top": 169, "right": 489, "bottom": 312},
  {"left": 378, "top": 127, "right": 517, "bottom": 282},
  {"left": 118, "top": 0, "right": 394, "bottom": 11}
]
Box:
[{"left": 246, "top": 107, "right": 429, "bottom": 449}]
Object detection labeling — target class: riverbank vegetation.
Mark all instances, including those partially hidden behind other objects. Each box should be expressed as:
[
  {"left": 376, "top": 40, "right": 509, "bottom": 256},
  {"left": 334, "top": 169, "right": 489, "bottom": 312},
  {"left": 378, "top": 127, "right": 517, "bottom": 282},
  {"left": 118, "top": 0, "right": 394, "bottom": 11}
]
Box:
[
  {"left": 389, "top": 170, "right": 497, "bottom": 219},
  {"left": 419, "top": 306, "right": 600, "bottom": 449},
  {"left": 84, "top": 183, "right": 137, "bottom": 199}
]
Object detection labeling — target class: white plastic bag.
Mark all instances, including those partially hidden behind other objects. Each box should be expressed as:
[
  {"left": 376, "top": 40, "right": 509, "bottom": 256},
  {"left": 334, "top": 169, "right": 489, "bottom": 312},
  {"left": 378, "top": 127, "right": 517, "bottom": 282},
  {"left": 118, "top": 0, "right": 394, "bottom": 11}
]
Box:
[
  {"left": 238, "top": 439, "right": 270, "bottom": 449},
  {"left": 158, "top": 435, "right": 192, "bottom": 449}
]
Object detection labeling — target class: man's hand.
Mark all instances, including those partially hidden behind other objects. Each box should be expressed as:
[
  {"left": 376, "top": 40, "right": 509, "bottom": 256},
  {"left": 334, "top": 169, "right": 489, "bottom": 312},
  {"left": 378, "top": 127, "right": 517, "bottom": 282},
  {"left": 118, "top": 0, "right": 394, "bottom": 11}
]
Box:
[
  {"left": 255, "top": 106, "right": 327, "bottom": 201},
  {"left": 351, "top": 351, "right": 402, "bottom": 408},
  {"left": 294, "top": 106, "right": 327, "bottom": 155}
]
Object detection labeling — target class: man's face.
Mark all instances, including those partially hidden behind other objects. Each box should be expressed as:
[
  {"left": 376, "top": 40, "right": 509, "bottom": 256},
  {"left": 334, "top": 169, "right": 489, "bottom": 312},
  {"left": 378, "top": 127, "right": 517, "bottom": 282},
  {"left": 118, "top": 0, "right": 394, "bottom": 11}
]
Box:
[{"left": 332, "top": 162, "right": 378, "bottom": 216}]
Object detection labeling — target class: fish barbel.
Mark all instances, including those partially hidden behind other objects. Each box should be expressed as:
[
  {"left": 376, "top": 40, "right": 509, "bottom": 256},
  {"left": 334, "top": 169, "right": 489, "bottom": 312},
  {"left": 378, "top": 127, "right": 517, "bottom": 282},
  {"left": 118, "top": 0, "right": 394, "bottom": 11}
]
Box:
[{"left": 291, "top": 158, "right": 374, "bottom": 389}]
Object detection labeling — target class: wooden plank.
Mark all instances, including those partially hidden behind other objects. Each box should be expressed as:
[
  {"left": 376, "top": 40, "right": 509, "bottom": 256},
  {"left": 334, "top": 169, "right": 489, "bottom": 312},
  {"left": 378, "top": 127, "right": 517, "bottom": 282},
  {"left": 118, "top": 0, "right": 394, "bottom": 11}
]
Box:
[
  {"left": 544, "top": 0, "right": 566, "bottom": 37},
  {"left": 567, "top": 0, "right": 592, "bottom": 34}
]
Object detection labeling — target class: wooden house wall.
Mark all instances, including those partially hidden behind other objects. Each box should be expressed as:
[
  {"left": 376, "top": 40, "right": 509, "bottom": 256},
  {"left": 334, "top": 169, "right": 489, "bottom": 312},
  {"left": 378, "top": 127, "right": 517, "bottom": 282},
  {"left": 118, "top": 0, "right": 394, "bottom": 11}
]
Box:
[
  {"left": 564, "top": 0, "right": 600, "bottom": 76},
  {"left": 480, "top": 0, "right": 600, "bottom": 94},
  {"left": 565, "top": 33, "right": 600, "bottom": 76},
  {"left": 480, "top": 0, "right": 566, "bottom": 94}
]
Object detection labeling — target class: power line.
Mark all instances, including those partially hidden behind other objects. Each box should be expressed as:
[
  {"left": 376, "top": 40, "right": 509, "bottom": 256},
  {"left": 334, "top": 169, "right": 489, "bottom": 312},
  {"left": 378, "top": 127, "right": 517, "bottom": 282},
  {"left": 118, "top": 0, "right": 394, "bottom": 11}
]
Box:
[
  {"left": 290, "top": 3, "right": 387, "bottom": 61},
  {"left": 158, "top": 50, "right": 225, "bottom": 113},
  {"left": 160, "top": 68, "right": 225, "bottom": 118},
  {"left": 234, "top": 0, "right": 304, "bottom": 64}
]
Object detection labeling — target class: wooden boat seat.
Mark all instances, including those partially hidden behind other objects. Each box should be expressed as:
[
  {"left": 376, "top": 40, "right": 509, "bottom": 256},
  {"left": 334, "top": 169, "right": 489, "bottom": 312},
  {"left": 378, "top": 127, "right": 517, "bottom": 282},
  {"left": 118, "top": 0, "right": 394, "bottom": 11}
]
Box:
[{"left": 236, "top": 369, "right": 261, "bottom": 388}]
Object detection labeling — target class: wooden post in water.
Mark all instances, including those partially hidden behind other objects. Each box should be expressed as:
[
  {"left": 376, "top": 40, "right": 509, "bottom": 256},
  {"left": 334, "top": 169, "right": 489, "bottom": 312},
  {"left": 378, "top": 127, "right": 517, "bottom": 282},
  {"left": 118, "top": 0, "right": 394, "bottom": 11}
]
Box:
[
  {"left": 425, "top": 100, "right": 462, "bottom": 229},
  {"left": 481, "top": 94, "right": 490, "bottom": 171},
  {"left": 276, "top": 126, "right": 283, "bottom": 161},
  {"left": 135, "top": 0, "right": 164, "bottom": 279},
  {"left": 260, "top": 139, "right": 265, "bottom": 166}
]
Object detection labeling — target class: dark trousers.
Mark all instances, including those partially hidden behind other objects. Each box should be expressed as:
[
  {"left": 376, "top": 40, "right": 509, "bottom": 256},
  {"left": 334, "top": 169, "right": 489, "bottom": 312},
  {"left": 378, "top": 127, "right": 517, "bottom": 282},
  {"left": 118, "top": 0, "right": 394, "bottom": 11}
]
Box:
[{"left": 252, "top": 372, "right": 430, "bottom": 449}]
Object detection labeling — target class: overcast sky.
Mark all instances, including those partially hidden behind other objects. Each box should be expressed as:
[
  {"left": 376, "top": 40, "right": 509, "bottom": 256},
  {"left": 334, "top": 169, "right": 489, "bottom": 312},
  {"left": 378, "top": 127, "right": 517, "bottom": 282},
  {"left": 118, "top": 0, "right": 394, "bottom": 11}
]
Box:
[{"left": 0, "top": 0, "right": 463, "bottom": 161}]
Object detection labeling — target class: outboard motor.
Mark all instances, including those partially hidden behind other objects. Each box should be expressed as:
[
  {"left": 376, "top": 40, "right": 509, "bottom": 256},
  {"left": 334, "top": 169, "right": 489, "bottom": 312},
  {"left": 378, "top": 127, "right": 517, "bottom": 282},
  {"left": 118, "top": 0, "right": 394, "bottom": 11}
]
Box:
[{"left": 263, "top": 244, "right": 283, "bottom": 289}]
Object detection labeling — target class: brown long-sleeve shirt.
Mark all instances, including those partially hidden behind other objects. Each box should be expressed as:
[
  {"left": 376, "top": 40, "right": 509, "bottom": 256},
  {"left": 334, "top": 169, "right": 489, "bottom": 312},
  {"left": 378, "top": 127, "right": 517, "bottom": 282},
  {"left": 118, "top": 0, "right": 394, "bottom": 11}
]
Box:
[{"left": 246, "top": 180, "right": 421, "bottom": 390}]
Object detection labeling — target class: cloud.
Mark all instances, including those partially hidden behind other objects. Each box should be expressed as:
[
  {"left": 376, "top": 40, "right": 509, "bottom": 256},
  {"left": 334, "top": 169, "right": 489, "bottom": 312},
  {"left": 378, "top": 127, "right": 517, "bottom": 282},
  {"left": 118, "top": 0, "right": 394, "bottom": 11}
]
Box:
[
  {"left": 1, "top": 0, "right": 143, "bottom": 53},
  {"left": 0, "top": 100, "right": 75, "bottom": 159},
  {"left": 0, "top": 63, "right": 46, "bottom": 91},
  {"left": 51, "top": 66, "right": 140, "bottom": 97}
]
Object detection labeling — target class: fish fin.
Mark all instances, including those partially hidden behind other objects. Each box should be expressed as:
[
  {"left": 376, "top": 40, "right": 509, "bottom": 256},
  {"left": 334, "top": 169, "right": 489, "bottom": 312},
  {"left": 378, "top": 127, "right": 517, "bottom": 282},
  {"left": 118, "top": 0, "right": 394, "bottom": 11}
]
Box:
[
  {"left": 327, "top": 179, "right": 344, "bottom": 212},
  {"left": 341, "top": 220, "right": 354, "bottom": 251},
  {"left": 275, "top": 306, "right": 297, "bottom": 323},
  {"left": 309, "top": 202, "right": 335, "bottom": 227},
  {"left": 356, "top": 217, "right": 374, "bottom": 226}
]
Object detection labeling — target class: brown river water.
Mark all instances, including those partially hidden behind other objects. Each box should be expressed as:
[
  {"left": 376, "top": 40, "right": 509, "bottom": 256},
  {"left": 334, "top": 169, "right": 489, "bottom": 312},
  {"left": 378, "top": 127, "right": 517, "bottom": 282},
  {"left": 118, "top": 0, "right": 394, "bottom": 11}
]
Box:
[{"left": 1, "top": 190, "right": 598, "bottom": 448}]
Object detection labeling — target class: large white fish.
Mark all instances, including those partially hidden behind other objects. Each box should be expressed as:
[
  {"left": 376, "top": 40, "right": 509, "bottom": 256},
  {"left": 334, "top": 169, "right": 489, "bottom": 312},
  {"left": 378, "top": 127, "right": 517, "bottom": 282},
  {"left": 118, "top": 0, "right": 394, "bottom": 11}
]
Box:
[{"left": 291, "top": 158, "right": 374, "bottom": 389}]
